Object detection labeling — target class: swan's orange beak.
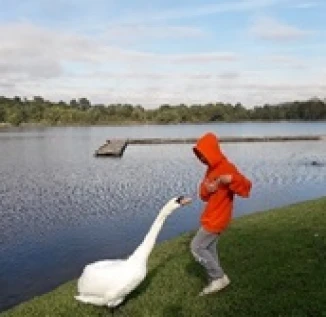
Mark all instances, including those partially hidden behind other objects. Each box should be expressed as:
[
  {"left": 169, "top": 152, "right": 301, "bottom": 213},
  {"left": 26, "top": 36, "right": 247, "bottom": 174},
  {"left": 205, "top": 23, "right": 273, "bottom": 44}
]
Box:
[{"left": 179, "top": 197, "right": 192, "bottom": 206}]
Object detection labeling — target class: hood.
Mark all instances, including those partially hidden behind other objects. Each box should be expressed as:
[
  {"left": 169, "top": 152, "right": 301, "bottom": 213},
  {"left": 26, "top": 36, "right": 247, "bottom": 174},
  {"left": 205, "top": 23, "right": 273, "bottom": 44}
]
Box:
[{"left": 193, "top": 132, "right": 225, "bottom": 167}]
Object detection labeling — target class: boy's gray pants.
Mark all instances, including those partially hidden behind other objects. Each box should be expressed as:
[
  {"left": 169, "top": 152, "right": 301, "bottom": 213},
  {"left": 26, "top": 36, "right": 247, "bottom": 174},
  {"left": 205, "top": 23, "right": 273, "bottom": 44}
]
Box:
[{"left": 190, "top": 227, "right": 224, "bottom": 280}]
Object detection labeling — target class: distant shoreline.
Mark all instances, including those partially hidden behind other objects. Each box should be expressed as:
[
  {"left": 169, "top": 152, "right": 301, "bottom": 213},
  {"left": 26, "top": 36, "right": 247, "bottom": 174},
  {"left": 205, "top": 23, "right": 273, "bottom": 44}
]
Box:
[{"left": 1, "top": 120, "right": 326, "bottom": 130}]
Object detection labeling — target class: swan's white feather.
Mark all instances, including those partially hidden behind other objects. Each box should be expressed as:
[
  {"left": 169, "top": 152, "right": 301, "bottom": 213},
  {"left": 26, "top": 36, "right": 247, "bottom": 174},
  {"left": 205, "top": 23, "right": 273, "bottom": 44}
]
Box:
[{"left": 75, "top": 197, "right": 184, "bottom": 308}]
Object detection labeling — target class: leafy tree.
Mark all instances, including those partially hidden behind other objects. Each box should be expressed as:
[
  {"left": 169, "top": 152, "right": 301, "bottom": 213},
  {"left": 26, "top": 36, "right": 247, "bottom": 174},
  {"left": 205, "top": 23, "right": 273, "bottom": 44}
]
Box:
[
  {"left": 0, "top": 96, "right": 325, "bottom": 126},
  {"left": 0, "top": 104, "right": 5, "bottom": 122},
  {"left": 7, "top": 111, "right": 24, "bottom": 126},
  {"left": 70, "top": 99, "right": 78, "bottom": 107},
  {"left": 33, "top": 96, "right": 44, "bottom": 103},
  {"left": 132, "top": 105, "right": 146, "bottom": 121},
  {"left": 78, "top": 98, "right": 91, "bottom": 110}
]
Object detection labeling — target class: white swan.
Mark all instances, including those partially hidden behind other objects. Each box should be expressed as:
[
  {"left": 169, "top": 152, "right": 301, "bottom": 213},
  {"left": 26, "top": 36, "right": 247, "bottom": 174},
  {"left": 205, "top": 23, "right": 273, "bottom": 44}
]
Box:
[{"left": 75, "top": 196, "right": 191, "bottom": 308}]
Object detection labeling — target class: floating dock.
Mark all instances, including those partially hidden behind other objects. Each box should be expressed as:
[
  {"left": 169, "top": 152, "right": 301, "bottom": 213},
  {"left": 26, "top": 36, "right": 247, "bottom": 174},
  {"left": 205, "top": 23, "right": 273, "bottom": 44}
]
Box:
[
  {"left": 95, "top": 139, "right": 128, "bottom": 157},
  {"left": 95, "top": 135, "right": 324, "bottom": 157}
]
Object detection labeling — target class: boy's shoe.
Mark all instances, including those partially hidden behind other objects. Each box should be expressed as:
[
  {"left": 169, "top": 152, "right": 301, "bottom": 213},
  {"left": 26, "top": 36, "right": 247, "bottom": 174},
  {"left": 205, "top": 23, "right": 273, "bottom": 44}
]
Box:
[{"left": 199, "top": 274, "right": 230, "bottom": 296}]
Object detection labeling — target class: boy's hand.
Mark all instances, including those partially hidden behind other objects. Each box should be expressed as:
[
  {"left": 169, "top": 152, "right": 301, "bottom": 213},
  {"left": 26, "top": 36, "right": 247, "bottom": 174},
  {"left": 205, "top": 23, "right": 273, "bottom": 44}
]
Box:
[
  {"left": 204, "top": 175, "right": 232, "bottom": 193},
  {"left": 204, "top": 179, "right": 220, "bottom": 193},
  {"left": 218, "top": 175, "right": 232, "bottom": 184}
]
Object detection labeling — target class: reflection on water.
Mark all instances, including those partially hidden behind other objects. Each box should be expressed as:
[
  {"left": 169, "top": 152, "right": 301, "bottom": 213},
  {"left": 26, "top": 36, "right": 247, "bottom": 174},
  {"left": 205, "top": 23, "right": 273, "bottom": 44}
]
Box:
[{"left": 0, "top": 123, "right": 325, "bottom": 312}]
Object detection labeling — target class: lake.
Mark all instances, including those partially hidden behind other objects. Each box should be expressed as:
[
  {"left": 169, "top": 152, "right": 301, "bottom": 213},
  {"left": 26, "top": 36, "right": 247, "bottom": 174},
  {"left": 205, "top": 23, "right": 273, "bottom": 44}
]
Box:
[{"left": 0, "top": 122, "right": 325, "bottom": 312}]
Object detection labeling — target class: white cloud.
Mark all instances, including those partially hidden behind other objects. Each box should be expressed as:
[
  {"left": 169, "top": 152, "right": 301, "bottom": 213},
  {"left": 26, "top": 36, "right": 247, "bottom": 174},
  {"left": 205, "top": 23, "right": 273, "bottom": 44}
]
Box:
[
  {"left": 168, "top": 52, "right": 238, "bottom": 63},
  {"left": 11, "top": 76, "right": 326, "bottom": 108},
  {"left": 24, "top": 69, "right": 325, "bottom": 108},
  {"left": 250, "top": 16, "right": 312, "bottom": 41},
  {"left": 265, "top": 55, "right": 307, "bottom": 69},
  {"left": 0, "top": 21, "right": 324, "bottom": 108},
  {"left": 0, "top": 22, "right": 238, "bottom": 82},
  {"left": 218, "top": 71, "right": 240, "bottom": 80}
]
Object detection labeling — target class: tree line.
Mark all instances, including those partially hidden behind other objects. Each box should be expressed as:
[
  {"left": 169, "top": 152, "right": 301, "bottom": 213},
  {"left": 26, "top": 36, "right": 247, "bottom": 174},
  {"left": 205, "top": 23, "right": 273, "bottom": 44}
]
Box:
[{"left": 0, "top": 96, "right": 325, "bottom": 126}]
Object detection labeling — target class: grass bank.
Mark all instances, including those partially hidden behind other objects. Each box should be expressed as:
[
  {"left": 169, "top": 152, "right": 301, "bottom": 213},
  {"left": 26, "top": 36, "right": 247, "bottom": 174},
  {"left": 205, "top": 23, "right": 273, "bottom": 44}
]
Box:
[{"left": 1, "top": 197, "right": 325, "bottom": 317}]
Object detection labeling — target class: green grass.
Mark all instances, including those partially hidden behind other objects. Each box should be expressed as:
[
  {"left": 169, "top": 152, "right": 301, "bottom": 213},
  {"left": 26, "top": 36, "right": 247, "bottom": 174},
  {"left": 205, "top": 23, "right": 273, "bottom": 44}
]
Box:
[{"left": 2, "top": 197, "right": 326, "bottom": 317}]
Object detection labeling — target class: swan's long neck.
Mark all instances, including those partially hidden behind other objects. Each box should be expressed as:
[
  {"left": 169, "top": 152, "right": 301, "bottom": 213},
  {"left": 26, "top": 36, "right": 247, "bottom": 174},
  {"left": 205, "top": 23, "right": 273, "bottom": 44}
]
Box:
[{"left": 129, "top": 207, "right": 172, "bottom": 263}]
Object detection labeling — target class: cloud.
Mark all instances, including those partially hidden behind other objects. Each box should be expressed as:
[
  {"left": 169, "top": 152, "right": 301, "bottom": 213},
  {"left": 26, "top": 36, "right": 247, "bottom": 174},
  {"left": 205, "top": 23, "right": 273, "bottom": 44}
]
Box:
[
  {"left": 218, "top": 71, "right": 240, "bottom": 80},
  {"left": 238, "top": 83, "right": 326, "bottom": 91},
  {"left": 265, "top": 55, "right": 307, "bottom": 69},
  {"left": 0, "top": 22, "right": 112, "bottom": 80},
  {"left": 0, "top": 21, "right": 237, "bottom": 81},
  {"left": 31, "top": 67, "right": 325, "bottom": 108},
  {"left": 250, "top": 16, "right": 312, "bottom": 41},
  {"left": 10, "top": 74, "right": 326, "bottom": 108},
  {"left": 168, "top": 52, "right": 238, "bottom": 63},
  {"left": 66, "top": 70, "right": 241, "bottom": 82},
  {"left": 0, "top": 21, "right": 239, "bottom": 105},
  {"left": 0, "top": 24, "right": 64, "bottom": 79},
  {"left": 0, "top": 80, "right": 15, "bottom": 89},
  {"left": 0, "top": 20, "right": 324, "bottom": 108}
]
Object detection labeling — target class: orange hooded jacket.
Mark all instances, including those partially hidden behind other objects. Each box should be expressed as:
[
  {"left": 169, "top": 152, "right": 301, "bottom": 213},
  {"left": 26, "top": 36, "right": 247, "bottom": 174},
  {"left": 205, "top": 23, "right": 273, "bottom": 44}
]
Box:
[{"left": 194, "top": 133, "right": 252, "bottom": 233}]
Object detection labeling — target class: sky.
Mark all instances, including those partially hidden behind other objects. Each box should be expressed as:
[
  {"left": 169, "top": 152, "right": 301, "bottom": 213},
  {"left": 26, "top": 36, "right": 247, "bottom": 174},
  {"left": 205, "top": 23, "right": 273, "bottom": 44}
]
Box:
[{"left": 0, "top": 0, "right": 325, "bottom": 108}]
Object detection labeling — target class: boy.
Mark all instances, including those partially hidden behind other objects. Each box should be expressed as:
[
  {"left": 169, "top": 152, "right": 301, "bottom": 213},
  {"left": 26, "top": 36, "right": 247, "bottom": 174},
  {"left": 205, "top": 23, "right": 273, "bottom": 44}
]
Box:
[{"left": 191, "top": 132, "right": 252, "bottom": 296}]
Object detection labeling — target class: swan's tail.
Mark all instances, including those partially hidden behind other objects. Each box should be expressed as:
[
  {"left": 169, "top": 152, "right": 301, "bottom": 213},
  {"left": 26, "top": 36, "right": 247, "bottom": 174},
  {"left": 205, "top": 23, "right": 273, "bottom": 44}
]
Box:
[{"left": 75, "top": 294, "right": 107, "bottom": 306}]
